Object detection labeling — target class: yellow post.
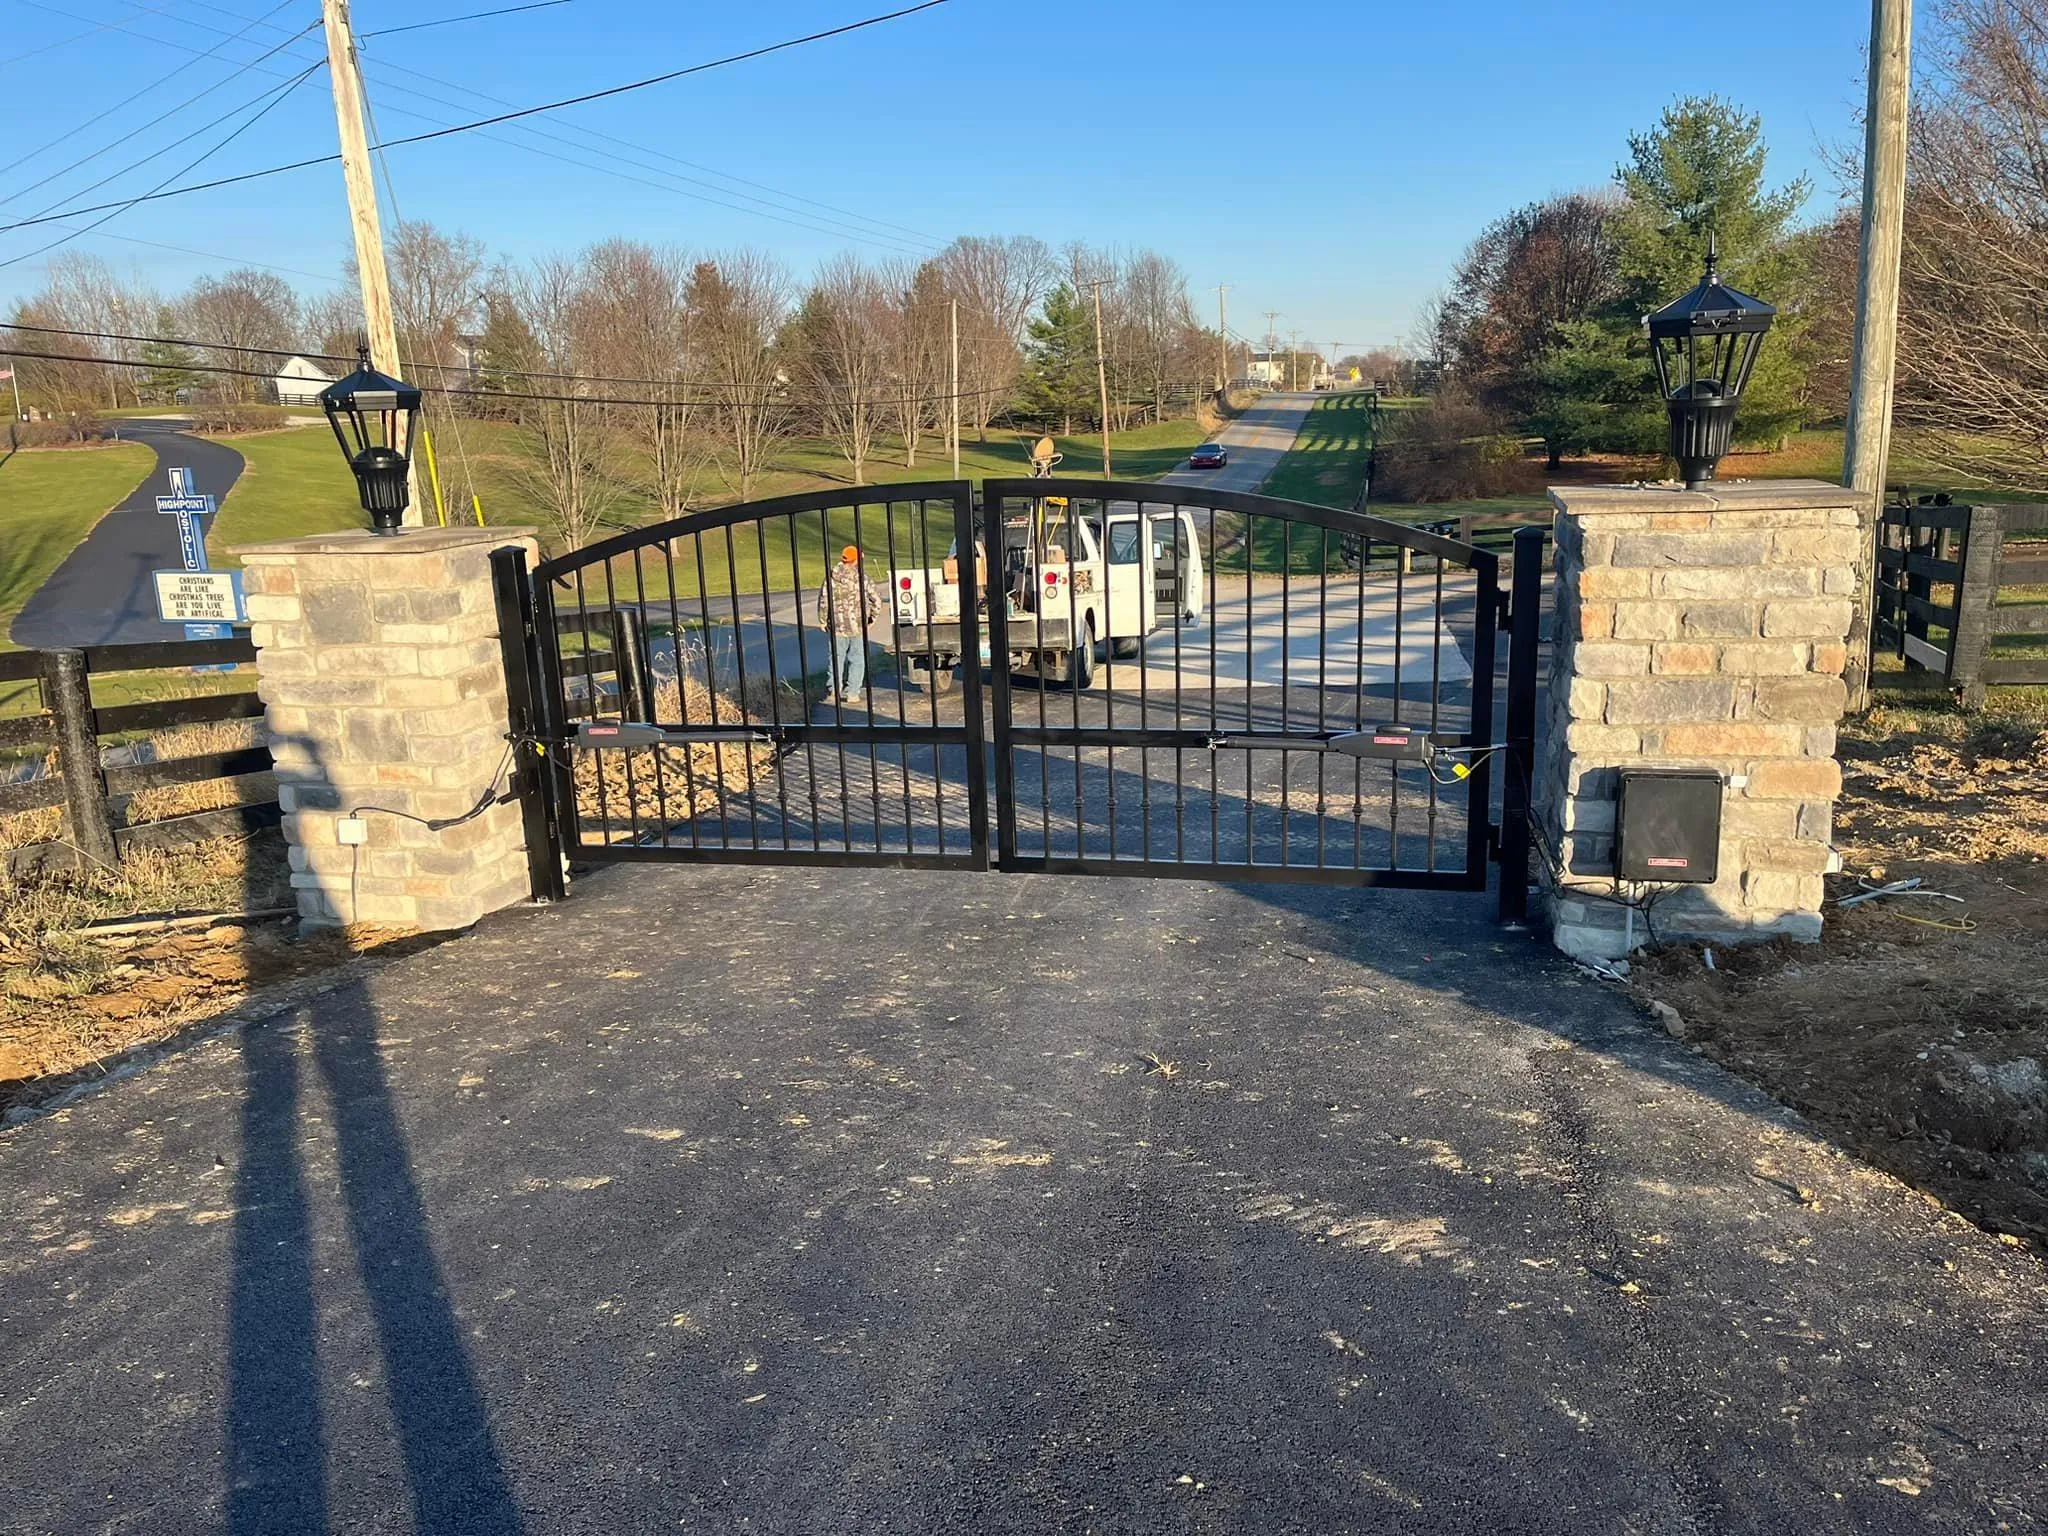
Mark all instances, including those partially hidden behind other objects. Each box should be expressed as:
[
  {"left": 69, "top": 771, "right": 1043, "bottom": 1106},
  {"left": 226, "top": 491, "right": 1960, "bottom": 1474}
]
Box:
[
  {"left": 419, "top": 425, "right": 449, "bottom": 527},
  {"left": 471, "top": 492, "right": 486, "bottom": 528}
]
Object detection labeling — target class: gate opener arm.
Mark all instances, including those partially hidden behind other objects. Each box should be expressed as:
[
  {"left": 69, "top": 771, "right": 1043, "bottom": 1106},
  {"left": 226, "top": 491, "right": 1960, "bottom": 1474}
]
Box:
[
  {"left": 1205, "top": 726, "right": 1436, "bottom": 762},
  {"left": 576, "top": 721, "right": 775, "bottom": 748}
]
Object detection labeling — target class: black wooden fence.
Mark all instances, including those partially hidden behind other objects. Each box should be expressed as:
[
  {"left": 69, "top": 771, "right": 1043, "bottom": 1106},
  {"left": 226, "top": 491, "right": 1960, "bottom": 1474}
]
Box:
[
  {"left": 1876, "top": 500, "right": 2048, "bottom": 705},
  {"left": 0, "top": 638, "right": 276, "bottom": 876}
]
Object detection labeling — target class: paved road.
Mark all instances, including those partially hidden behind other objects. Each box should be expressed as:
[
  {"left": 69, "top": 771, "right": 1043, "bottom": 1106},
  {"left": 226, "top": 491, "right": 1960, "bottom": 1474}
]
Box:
[
  {"left": 10, "top": 420, "right": 244, "bottom": 649},
  {"left": 1157, "top": 389, "right": 1318, "bottom": 494},
  {"left": 1, "top": 866, "right": 2041, "bottom": 1533}
]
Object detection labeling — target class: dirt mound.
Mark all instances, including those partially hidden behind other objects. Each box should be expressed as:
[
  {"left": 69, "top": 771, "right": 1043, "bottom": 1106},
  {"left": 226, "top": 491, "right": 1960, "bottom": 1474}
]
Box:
[{"left": 1631, "top": 711, "right": 2048, "bottom": 1247}]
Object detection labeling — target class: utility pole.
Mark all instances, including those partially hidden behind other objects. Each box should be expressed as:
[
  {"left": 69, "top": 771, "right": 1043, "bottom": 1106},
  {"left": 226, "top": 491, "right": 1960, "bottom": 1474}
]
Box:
[
  {"left": 1263, "top": 310, "right": 1280, "bottom": 383},
  {"left": 1288, "top": 330, "right": 1301, "bottom": 390},
  {"left": 1088, "top": 278, "right": 1113, "bottom": 478},
  {"left": 1215, "top": 284, "right": 1230, "bottom": 392},
  {"left": 320, "top": 0, "right": 419, "bottom": 525},
  {"left": 1842, "top": 0, "right": 1913, "bottom": 712}
]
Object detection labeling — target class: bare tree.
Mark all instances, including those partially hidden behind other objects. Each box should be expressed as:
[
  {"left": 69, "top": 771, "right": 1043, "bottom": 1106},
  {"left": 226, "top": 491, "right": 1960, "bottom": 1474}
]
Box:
[
  {"left": 938, "top": 235, "right": 1052, "bottom": 439},
  {"left": 384, "top": 220, "right": 484, "bottom": 375},
  {"left": 504, "top": 256, "right": 631, "bottom": 551},
  {"left": 301, "top": 288, "right": 362, "bottom": 363},
  {"left": 787, "top": 255, "right": 894, "bottom": 485},
  {"left": 1893, "top": 0, "right": 2048, "bottom": 490},
  {"left": 14, "top": 254, "right": 160, "bottom": 408},
  {"left": 687, "top": 249, "right": 790, "bottom": 500},
  {"left": 573, "top": 240, "right": 701, "bottom": 517},
  {"left": 882, "top": 257, "right": 948, "bottom": 468},
  {"left": 179, "top": 269, "right": 298, "bottom": 401}
]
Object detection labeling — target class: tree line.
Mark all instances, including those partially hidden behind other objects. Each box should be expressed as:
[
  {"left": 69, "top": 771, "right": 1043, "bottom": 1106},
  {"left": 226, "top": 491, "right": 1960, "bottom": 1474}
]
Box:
[
  {"left": 8, "top": 229, "right": 1236, "bottom": 545},
  {"left": 1391, "top": 92, "right": 1842, "bottom": 502},
  {"left": 1401, "top": 0, "right": 2048, "bottom": 503}
]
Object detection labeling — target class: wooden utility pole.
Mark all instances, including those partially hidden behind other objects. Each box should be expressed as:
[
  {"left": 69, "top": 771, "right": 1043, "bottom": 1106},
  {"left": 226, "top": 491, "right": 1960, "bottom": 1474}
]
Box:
[
  {"left": 1842, "top": 0, "right": 1913, "bottom": 711},
  {"left": 321, "top": 0, "right": 420, "bottom": 526},
  {"left": 1215, "top": 284, "right": 1230, "bottom": 392},
  {"left": 948, "top": 298, "right": 960, "bottom": 480},
  {"left": 1288, "top": 330, "right": 1301, "bottom": 390},
  {"left": 1089, "top": 279, "right": 1113, "bottom": 478}
]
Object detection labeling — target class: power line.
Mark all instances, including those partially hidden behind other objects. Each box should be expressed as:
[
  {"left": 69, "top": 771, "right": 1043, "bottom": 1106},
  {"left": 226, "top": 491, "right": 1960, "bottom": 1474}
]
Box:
[
  {"left": 9, "top": 26, "right": 323, "bottom": 224},
  {"left": 0, "top": 61, "right": 325, "bottom": 271},
  {"left": 0, "top": 0, "right": 304, "bottom": 193},
  {"left": 362, "top": 0, "right": 572, "bottom": 39},
  {"left": 18, "top": 224, "right": 343, "bottom": 285},
  {"left": 107, "top": 0, "right": 944, "bottom": 246},
  {"left": 0, "top": 0, "right": 177, "bottom": 70},
  {"left": 0, "top": 1, "right": 953, "bottom": 246},
  {"left": 0, "top": 339, "right": 1153, "bottom": 412},
  {"left": 8, "top": 6, "right": 932, "bottom": 258}
]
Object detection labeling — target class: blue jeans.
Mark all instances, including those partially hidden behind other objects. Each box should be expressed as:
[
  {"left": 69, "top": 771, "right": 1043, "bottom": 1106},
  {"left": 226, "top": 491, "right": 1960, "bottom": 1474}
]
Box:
[{"left": 830, "top": 634, "right": 866, "bottom": 699}]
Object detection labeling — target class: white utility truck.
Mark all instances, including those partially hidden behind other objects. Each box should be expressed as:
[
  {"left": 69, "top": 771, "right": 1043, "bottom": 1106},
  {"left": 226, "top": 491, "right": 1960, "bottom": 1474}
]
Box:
[{"left": 892, "top": 499, "right": 1206, "bottom": 691}]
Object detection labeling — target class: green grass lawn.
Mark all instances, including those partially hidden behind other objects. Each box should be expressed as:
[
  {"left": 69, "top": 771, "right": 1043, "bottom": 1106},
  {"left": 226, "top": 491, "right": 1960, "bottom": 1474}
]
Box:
[
  {"left": 1259, "top": 391, "right": 1379, "bottom": 510},
  {"left": 205, "top": 416, "right": 1213, "bottom": 599},
  {"left": 0, "top": 442, "right": 154, "bottom": 644}
]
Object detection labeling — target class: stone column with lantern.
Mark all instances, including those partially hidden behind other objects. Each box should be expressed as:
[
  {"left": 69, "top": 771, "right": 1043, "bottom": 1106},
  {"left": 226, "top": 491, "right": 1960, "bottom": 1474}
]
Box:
[
  {"left": 1535, "top": 250, "right": 1866, "bottom": 963},
  {"left": 234, "top": 348, "right": 538, "bottom": 931}
]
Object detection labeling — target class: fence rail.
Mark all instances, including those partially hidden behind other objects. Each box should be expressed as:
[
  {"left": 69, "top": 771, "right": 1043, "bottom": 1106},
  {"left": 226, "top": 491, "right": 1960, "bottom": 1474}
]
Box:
[
  {"left": 0, "top": 638, "right": 277, "bottom": 876},
  {"left": 1875, "top": 501, "right": 2048, "bottom": 705}
]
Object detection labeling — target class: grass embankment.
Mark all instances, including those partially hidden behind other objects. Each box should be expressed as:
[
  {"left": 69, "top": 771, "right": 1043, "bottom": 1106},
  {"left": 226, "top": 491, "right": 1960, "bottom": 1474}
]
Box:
[
  {"left": 1260, "top": 390, "right": 1378, "bottom": 509},
  {"left": 0, "top": 442, "right": 154, "bottom": 644}
]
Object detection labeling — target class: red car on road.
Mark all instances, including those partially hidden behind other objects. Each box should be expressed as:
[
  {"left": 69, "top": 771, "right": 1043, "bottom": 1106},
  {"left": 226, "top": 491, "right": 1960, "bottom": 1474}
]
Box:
[{"left": 1188, "top": 443, "right": 1228, "bottom": 469}]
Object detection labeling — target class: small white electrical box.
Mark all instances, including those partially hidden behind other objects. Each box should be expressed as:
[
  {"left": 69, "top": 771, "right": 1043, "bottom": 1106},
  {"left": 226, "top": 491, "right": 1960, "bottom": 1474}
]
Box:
[{"left": 336, "top": 816, "right": 369, "bottom": 846}]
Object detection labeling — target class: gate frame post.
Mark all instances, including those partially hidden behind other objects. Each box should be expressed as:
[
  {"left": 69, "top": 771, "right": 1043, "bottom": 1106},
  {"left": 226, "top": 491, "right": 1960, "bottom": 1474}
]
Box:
[
  {"left": 491, "top": 544, "right": 568, "bottom": 904},
  {"left": 1497, "top": 526, "right": 1544, "bottom": 925}
]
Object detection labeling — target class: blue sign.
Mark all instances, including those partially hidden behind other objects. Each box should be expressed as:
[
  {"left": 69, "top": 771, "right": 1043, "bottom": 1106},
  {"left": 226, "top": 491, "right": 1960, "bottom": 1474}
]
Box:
[
  {"left": 183, "top": 623, "right": 233, "bottom": 641},
  {"left": 174, "top": 512, "right": 208, "bottom": 571}
]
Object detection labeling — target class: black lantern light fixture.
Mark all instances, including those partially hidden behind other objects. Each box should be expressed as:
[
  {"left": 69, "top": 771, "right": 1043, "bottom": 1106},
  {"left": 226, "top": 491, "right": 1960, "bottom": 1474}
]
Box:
[
  {"left": 318, "top": 343, "right": 422, "bottom": 536},
  {"left": 1646, "top": 237, "right": 1776, "bottom": 490}
]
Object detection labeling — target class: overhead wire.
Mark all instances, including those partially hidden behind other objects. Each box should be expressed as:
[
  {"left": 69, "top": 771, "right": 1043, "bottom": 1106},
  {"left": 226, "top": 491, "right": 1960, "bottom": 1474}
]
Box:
[
  {"left": 0, "top": 0, "right": 177, "bottom": 69},
  {"left": 362, "top": 0, "right": 573, "bottom": 39},
  {"left": 129, "top": 0, "right": 945, "bottom": 251},
  {"left": 0, "top": 1, "right": 954, "bottom": 242},
  {"left": 0, "top": 0, "right": 308, "bottom": 196},
  {"left": 103, "top": 0, "right": 943, "bottom": 247},
  {"left": 11, "top": 28, "right": 324, "bottom": 225},
  {"left": 0, "top": 60, "right": 325, "bottom": 271},
  {"left": 0, "top": 339, "right": 1165, "bottom": 412}
]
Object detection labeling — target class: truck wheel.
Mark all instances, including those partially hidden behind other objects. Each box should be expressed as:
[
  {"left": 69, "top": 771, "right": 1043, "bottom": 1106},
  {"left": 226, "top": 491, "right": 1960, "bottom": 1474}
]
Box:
[
  {"left": 1070, "top": 619, "right": 1096, "bottom": 691},
  {"left": 927, "top": 660, "right": 957, "bottom": 695},
  {"left": 1111, "top": 635, "right": 1142, "bottom": 660}
]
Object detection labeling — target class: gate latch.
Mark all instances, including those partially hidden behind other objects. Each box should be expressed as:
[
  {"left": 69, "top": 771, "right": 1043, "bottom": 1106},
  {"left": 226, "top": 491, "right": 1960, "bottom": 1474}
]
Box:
[{"left": 576, "top": 721, "right": 774, "bottom": 748}]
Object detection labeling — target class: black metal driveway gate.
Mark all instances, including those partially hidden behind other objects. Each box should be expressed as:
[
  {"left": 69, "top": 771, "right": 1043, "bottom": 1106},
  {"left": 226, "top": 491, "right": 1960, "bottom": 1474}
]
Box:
[{"left": 494, "top": 481, "right": 1541, "bottom": 917}]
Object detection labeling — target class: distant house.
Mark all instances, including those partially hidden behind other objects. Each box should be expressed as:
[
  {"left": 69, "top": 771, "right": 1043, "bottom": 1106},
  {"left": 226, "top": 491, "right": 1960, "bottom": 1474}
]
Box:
[
  {"left": 1246, "top": 351, "right": 1286, "bottom": 387},
  {"left": 273, "top": 354, "right": 338, "bottom": 406}
]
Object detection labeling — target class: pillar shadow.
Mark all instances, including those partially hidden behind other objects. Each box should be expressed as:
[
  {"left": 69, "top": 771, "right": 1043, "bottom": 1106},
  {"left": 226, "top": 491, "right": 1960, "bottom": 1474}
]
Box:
[{"left": 224, "top": 726, "right": 524, "bottom": 1535}]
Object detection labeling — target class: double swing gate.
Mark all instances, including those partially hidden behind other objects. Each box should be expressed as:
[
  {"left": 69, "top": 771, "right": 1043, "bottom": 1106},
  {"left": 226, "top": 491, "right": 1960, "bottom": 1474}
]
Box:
[{"left": 493, "top": 480, "right": 1543, "bottom": 919}]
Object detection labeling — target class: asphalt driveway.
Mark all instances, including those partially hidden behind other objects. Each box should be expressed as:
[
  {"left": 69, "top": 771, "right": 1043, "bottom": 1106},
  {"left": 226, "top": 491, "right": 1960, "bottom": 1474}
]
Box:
[
  {"left": 9, "top": 419, "right": 243, "bottom": 648},
  {"left": 0, "top": 865, "right": 2042, "bottom": 1533}
]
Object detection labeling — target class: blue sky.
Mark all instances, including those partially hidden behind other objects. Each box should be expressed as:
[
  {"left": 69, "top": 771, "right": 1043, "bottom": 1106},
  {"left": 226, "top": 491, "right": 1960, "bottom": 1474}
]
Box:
[{"left": 0, "top": 0, "right": 1878, "bottom": 349}]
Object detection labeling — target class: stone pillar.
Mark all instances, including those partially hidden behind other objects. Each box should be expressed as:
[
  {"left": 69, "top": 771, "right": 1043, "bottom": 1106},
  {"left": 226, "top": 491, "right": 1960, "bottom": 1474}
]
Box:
[
  {"left": 1537, "top": 479, "right": 1867, "bottom": 963},
  {"left": 233, "top": 526, "right": 540, "bottom": 932}
]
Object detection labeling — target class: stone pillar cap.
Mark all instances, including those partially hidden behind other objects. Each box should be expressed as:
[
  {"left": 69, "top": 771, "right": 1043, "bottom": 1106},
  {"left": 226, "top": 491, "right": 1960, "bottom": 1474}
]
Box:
[
  {"left": 231, "top": 526, "right": 538, "bottom": 559},
  {"left": 1548, "top": 478, "right": 1874, "bottom": 515}
]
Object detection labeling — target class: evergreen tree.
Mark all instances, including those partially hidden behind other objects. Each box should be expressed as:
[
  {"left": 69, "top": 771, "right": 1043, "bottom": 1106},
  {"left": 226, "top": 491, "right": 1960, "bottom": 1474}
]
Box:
[
  {"left": 1019, "top": 283, "right": 1096, "bottom": 434},
  {"left": 472, "top": 290, "right": 541, "bottom": 402},
  {"left": 1543, "top": 95, "right": 1813, "bottom": 455},
  {"left": 138, "top": 307, "right": 201, "bottom": 403}
]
